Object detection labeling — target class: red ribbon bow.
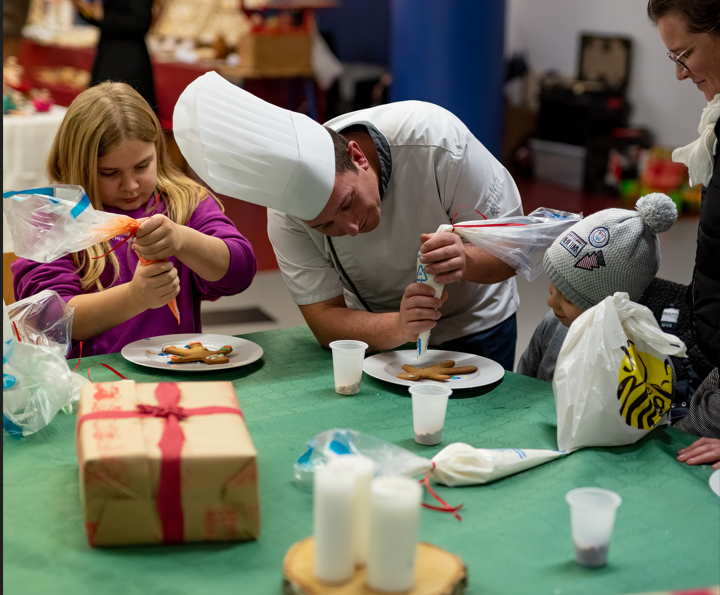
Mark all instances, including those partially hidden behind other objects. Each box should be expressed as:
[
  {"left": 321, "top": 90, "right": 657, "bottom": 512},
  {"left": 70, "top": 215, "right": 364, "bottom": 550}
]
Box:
[
  {"left": 136, "top": 403, "right": 189, "bottom": 420},
  {"left": 77, "top": 382, "right": 244, "bottom": 544}
]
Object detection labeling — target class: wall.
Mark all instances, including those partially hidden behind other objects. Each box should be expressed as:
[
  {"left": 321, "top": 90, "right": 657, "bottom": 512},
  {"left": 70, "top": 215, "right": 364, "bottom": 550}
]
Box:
[
  {"left": 505, "top": 0, "right": 708, "bottom": 148},
  {"left": 314, "top": 0, "right": 390, "bottom": 64}
]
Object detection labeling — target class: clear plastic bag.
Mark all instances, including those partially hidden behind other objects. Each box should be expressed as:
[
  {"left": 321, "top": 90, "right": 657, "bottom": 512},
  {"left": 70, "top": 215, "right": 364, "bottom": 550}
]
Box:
[
  {"left": 3, "top": 300, "right": 88, "bottom": 437},
  {"left": 451, "top": 207, "right": 583, "bottom": 281},
  {"left": 2, "top": 185, "right": 137, "bottom": 263},
  {"left": 3, "top": 185, "right": 180, "bottom": 323},
  {"left": 6, "top": 289, "right": 74, "bottom": 356},
  {"left": 294, "top": 429, "right": 433, "bottom": 492}
]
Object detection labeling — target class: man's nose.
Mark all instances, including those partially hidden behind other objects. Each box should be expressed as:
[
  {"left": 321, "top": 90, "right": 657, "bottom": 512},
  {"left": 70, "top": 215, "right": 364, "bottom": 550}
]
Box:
[{"left": 340, "top": 215, "right": 360, "bottom": 236}]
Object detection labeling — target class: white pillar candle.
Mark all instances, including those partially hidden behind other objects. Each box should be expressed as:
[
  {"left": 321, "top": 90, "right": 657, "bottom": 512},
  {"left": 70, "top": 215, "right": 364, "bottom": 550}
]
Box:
[
  {"left": 328, "top": 454, "right": 377, "bottom": 567},
  {"left": 313, "top": 462, "right": 357, "bottom": 583},
  {"left": 366, "top": 476, "right": 422, "bottom": 592}
]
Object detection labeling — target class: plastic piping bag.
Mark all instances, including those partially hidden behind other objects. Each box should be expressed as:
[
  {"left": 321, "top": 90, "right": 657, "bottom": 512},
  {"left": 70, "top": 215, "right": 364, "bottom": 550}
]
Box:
[{"left": 416, "top": 224, "right": 453, "bottom": 361}]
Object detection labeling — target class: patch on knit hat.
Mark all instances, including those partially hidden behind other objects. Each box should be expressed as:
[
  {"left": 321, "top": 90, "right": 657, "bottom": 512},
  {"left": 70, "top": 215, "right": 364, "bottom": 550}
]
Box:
[
  {"left": 574, "top": 251, "right": 606, "bottom": 271},
  {"left": 588, "top": 227, "right": 610, "bottom": 247},
  {"left": 559, "top": 232, "right": 587, "bottom": 257}
]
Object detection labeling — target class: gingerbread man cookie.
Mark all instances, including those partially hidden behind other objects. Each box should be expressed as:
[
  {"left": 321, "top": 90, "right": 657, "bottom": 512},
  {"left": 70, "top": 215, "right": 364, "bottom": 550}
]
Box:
[
  {"left": 163, "top": 342, "right": 233, "bottom": 365},
  {"left": 397, "top": 360, "right": 478, "bottom": 381}
]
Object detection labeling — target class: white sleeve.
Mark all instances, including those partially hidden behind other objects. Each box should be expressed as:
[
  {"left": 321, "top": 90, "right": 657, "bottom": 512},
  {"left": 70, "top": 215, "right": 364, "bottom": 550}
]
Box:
[
  {"left": 266, "top": 208, "right": 345, "bottom": 306},
  {"left": 441, "top": 133, "right": 523, "bottom": 222}
]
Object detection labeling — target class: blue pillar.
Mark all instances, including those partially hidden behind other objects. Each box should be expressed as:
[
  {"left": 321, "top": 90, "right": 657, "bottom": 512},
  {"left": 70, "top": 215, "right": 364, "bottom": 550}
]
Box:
[{"left": 390, "top": 0, "right": 506, "bottom": 158}]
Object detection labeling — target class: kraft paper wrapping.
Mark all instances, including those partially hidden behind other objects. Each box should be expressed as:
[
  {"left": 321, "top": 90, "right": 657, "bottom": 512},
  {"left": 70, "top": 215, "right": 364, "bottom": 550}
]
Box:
[{"left": 76, "top": 380, "right": 260, "bottom": 547}]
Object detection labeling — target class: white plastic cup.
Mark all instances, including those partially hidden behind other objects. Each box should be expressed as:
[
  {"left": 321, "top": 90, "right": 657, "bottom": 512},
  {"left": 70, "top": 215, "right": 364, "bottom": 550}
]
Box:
[
  {"left": 409, "top": 385, "right": 452, "bottom": 445},
  {"left": 329, "top": 340, "right": 368, "bottom": 395},
  {"left": 565, "top": 487, "right": 622, "bottom": 567}
]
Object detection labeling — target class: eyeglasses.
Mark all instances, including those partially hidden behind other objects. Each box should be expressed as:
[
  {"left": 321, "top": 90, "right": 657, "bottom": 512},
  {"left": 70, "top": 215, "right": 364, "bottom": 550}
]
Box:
[{"left": 667, "top": 24, "right": 718, "bottom": 72}]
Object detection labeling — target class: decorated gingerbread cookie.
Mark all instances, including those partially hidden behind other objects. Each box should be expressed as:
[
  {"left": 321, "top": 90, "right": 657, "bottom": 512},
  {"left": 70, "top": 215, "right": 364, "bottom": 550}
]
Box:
[
  {"left": 398, "top": 360, "right": 478, "bottom": 381},
  {"left": 163, "top": 342, "right": 233, "bottom": 365}
]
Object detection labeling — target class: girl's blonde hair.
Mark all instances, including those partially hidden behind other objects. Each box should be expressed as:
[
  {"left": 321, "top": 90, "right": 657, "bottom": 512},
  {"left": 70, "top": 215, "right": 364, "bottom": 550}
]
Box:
[{"left": 46, "top": 81, "right": 224, "bottom": 292}]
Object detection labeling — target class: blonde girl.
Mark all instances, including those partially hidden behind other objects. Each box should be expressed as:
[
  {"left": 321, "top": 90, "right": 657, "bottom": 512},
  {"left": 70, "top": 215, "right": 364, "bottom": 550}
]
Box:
[{"left": 12, "top": 82, "right": 257, "bottom": 358}]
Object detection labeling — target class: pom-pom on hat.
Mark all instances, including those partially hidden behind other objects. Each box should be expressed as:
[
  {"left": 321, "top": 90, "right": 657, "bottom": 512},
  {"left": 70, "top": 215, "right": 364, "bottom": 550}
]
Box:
[
  {"left": 173, "top": 72, "right": 336, "bottom": 220},
  {"left": 543, "top": 193, "right": 678, "bottom": 310}
]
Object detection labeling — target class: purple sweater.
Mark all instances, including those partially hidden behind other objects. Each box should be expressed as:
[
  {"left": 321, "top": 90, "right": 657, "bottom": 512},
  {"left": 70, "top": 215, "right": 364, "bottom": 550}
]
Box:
[{"left": 12, "top": 196, "right": 257, "bottom": 358}]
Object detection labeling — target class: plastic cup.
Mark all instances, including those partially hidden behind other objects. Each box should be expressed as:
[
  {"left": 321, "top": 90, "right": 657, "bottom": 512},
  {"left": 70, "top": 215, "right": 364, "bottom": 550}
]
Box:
[
  {"left": 565, "top": 487, "right": 622, "bottom": 567},
  {"left": 409, "top": 385, "right": 452, "bottom": 445},
  {"left": 329, "top": 340, "right": 368, "bottom": 395}
]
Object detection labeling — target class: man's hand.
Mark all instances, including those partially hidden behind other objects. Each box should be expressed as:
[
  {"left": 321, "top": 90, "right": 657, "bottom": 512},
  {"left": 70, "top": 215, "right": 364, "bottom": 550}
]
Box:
[
  {"left": 419, "top": 232, "right": 466, "bottom": 284},
  {"left": 396, "top": 283, "right": 448, "bottom": 344},
  {"left": 677, "top": 437, "right": 720, "bottom": 469},
  {"left": 133, "top": 215, "right": 184, "bottom": 261}
]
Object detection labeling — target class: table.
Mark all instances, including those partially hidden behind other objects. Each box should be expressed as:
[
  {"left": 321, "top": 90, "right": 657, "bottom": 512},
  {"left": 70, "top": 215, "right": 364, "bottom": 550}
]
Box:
[{"left": 3, "top": 326, "right": 719, "bottom": 595}]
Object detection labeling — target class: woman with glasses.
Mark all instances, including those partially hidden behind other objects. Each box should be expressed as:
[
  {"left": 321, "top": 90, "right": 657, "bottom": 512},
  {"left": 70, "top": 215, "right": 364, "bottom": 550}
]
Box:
[{"left": 648, "top": 0, "right": 720, "bottom": 458}]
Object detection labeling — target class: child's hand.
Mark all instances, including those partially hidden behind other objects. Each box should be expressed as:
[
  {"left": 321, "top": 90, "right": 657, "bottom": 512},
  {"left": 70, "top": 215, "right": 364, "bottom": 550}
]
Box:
[
  {"left": 133, "top": 215, "right": 184, "bottom": 261},
  {"left": 677, "top": 437, "right": 720, "bottom": 469},
  {"left": 129, "top": 260, "right": 180, "bottom": 310}
]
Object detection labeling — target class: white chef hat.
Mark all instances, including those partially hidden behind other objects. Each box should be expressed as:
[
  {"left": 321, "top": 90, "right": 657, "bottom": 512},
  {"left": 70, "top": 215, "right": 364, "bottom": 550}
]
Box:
[{"left": 173, "top": 71, "right": 336, "bottom": 220}]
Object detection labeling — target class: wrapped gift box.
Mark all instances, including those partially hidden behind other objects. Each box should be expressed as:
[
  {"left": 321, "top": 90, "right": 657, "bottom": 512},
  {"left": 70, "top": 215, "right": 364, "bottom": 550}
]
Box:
[{"left": 76, "top": 380, "right": 260, "bottom": 547}]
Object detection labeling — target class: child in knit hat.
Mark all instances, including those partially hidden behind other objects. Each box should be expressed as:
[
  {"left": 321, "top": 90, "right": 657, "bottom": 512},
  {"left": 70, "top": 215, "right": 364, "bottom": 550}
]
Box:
[{"left": 517, "top": 193, "right": 678, "bottom": 381}]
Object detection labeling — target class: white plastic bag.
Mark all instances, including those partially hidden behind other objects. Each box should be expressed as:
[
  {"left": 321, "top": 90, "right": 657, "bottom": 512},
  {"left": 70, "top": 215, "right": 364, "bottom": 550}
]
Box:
[
  {"left": 2, "top": 185, "right": 136, "bottom": 263},
  {"left": 3, "top": 299, "right": 87, "bottom": 437},
  {"left": 553, "top": 292, "right": 687, "bottom": 452},
  {"left": 416, "top": 224, "right": 452, "bottom": 360},
  {"left": 6, "top": 289, "right": 74, "bottom": 356},
  {"left": 451, "top": 207, "right": 582, "bottom": 281},
  {"left": 431, "top": 443, "right": 567, "bottom": 486}
]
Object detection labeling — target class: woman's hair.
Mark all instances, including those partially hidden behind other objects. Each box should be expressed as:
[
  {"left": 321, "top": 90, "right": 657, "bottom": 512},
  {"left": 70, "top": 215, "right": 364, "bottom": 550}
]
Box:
[
  {"left": 324, "top": 127, "right": 358, "bottom": 175},
  {"left": 647, "top": 0, "right": 720, "bottom": 36},
  {"left": 46, "top": 82, "right": 223, "bottom": 292}
]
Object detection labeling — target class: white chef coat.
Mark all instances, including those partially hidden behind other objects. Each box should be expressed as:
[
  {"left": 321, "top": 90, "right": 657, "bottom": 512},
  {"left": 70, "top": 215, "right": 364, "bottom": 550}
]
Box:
[{"left": 267, "top": 100, "right": 523, "bottom": 345}]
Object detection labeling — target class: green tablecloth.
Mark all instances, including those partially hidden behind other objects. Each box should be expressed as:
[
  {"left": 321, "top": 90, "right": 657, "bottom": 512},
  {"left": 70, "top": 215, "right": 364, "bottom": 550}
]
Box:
[{"left": 3, "top": 326, "right": 719, "bottom": 595}]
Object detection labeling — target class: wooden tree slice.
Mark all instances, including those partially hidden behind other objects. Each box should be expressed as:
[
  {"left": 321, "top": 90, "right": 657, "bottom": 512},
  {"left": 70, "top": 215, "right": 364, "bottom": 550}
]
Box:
[{"left": 283, "top": 538, "right": 467, "bottom": 595}]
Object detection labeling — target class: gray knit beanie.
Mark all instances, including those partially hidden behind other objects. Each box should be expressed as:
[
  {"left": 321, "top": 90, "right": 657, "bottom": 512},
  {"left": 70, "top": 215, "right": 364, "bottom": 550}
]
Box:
[{"left": 543, "top": 193, "right": 677, "bottom": 310}]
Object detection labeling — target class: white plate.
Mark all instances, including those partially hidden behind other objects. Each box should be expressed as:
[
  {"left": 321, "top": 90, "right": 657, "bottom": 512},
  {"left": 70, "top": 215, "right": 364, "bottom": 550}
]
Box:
[
  {"left": 710, "top": 470, "right": 720, "bottom": 497},
  {"left": 362, "top": 349, "right": 504, "bottom": 390},
  {"left": 121, "top": 334, "right": 263, "bottom": 373}
]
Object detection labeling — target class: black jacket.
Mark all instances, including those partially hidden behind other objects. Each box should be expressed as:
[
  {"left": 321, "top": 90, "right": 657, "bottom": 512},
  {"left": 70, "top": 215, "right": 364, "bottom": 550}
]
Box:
[
  {"left": 690, "top": 118, "right": 720, "bottom": 368},
  {"left": 81, "top": 0, "right": 156, "bottom": 110}
]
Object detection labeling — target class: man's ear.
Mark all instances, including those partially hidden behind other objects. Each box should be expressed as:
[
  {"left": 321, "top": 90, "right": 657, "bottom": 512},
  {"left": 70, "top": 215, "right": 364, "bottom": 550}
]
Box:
[{"left": 347, "top": 140, "right": 369, "bottom": 170}]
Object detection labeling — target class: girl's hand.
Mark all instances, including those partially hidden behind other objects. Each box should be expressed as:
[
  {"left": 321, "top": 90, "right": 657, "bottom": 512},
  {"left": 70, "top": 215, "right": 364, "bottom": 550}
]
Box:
[
  {"left": 677, "top": 437, "right": 720, "bottom": 470},
  {"left": 133, "top": 215, "right": 184, "bottom": 260},
  {"left": 128, "top": 260, "right": 180, "bottom": 311}
]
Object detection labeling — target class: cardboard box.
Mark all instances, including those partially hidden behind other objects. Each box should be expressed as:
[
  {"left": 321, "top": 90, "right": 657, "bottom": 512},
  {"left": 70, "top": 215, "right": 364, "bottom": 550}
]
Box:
[
  {"left": 238, "top": 33, "right": 313, "bottom": 77},
  {"left": 76, "top": 380, "right": 260, "bottom": 547}
]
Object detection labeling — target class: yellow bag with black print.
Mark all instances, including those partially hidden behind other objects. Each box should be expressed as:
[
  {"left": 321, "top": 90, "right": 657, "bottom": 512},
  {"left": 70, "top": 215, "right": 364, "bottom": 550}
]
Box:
[{"left": 553, "top": 292, "right": 687, "bottom": 452}]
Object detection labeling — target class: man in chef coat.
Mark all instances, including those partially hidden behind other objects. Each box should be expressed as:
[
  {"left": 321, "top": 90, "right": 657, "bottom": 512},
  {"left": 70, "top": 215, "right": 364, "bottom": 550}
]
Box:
[{"left": 174, "top": 73, "right": 523, "bottom": 369}]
